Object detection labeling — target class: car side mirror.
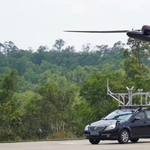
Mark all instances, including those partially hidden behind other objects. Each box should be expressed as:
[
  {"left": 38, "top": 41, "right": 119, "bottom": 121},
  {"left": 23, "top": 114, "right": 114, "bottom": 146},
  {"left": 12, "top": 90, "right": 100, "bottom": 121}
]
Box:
[{"left": 132, "top": 116, "right": 140, "bottom": 122}]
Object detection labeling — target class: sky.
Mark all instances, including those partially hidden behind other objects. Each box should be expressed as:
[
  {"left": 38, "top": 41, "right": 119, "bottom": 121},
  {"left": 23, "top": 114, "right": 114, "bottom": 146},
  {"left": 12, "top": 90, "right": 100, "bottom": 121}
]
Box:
[{"left": 0, "top": 0, "right": 150, "bottom": 51}]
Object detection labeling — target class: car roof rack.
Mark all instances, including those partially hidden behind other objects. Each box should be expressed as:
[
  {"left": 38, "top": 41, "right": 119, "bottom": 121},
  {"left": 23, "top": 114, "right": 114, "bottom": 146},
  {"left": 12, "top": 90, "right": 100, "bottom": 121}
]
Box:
[{"left": 107, "top": 79, "right": 150, "bottom": 108}]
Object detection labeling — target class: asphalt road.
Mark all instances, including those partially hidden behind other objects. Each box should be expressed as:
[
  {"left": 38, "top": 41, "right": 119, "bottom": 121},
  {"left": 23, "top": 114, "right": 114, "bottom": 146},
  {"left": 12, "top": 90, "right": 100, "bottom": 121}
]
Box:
[{"left": 0, "top": 139, "right": 150, "bottom": 150}]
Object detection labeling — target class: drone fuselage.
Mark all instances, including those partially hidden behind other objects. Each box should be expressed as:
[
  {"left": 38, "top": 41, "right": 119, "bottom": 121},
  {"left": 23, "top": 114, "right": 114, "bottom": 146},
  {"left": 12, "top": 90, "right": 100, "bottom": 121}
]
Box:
[
  {"left": 127, "top": 25, "right": 150, "bottom": 42},
  {"left": 127, "top": 31, "right": 150, "bottom": 42}
]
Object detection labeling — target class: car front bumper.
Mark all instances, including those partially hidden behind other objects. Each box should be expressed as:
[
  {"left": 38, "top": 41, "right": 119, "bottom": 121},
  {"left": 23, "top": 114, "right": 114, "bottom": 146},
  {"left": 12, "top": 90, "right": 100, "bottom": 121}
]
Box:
[{"left": 84, "top": 128, "right": 120, "bottom": 140}]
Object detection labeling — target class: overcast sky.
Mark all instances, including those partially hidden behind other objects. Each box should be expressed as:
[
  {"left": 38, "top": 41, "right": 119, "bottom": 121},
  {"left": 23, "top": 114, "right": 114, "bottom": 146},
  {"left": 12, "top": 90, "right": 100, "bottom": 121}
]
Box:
[{"left": 0, "top": 0, "right": 150, "bottom": 51}]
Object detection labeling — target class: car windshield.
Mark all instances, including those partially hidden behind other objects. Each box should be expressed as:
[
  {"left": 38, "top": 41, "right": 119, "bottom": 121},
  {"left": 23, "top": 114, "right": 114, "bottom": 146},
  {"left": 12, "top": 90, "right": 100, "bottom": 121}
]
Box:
[{"left": 104, "top": 110, "right": 133, "bottom": 120}]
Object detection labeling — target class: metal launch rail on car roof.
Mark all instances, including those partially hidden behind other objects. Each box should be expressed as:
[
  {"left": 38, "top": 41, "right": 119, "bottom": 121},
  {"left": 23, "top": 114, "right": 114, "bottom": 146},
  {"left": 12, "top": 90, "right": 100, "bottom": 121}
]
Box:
[{"left": 107, "top": 79, "right": 150, "bottom": 108}]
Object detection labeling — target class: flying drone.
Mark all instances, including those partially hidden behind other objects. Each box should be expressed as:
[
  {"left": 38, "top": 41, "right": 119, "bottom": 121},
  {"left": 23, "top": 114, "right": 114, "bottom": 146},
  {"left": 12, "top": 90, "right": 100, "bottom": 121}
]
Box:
[{"left": 64, "top": 25, "right": 150, "bottom": 42}]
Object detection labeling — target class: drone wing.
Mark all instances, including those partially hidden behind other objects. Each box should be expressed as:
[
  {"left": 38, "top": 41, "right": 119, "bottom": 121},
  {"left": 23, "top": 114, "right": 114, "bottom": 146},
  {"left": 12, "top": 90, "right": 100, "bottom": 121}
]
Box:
[{"left": 64, "top": 29, "right": 140, "bottom": 33}]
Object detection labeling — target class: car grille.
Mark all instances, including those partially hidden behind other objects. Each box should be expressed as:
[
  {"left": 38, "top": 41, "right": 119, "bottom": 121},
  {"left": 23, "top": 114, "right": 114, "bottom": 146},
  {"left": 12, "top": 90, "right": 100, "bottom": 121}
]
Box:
[{"left": 89, "top": 126, "right": 104, "bottom": 131}]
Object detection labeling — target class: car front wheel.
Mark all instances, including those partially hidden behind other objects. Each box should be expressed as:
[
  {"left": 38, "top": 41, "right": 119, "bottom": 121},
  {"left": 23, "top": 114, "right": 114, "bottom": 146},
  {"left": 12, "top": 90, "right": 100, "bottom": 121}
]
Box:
[
  {"left": 89, "top": 138, "right": 100, "bottom": 144},
  {"left": 118, "top": 129, "right": 129, "bottom": 144}
]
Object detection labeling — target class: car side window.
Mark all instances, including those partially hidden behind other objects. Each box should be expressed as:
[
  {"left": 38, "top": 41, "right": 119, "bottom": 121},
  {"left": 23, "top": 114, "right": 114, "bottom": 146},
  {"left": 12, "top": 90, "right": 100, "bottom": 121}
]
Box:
[
  {"left": 135, "top": 111, "right": 145, "bottom": 120},
  {"left": 145, "top": 110, "right": 150, "bottom": 119}
]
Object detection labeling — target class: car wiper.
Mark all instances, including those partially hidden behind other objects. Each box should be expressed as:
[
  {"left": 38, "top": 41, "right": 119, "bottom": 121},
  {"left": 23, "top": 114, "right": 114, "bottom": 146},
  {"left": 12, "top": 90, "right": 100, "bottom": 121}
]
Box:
[
  {"left": 103, "top": 118, "right": 115, "bottom": 120},
  {"left": 102, "top": 118, "right": 108, "bottom": 120}
]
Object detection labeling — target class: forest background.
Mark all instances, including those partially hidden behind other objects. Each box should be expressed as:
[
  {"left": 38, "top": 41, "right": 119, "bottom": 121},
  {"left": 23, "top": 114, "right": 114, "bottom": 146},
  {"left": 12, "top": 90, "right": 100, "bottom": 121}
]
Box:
[{"left": 0, "top": 38, "right": 150, "bottom": 141}]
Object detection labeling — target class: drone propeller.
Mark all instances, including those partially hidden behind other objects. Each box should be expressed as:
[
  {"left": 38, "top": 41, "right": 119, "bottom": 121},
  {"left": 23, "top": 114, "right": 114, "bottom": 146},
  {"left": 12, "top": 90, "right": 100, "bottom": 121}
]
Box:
[{"left": 64, "top": 29, "right": 140, "bottom": 33}]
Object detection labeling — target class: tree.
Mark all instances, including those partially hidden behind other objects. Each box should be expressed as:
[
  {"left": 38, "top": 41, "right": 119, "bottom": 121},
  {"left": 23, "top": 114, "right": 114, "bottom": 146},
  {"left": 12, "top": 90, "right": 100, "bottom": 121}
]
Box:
[
  {"left": 79, "top": 71, "right": 126, "bottom": 123},
  {"left": 22, "top": 81, "right": 77, "bottom": 139},
  {"left": 123, "top": 38, "right": 150, "bottom": 80},
  {"left": 0, "top": 70, "right": 21, "bottom": 140},
  {"left": 52, "top": 39, "right": 65, "bottom": 51},
  {"left": 111, "top": 41, "right": 125, "bottom": 56},
  {"left": 95, "top": 45, "right": 110, "bottom": 56},
  {"left": 0, "top": 69, "right": 18, "bottom": 103},
  {"left": 3, "top": 41, "right": 18, "bottom": 56},
  {"left": 31, "top": 46, "right": 48, "bottom": 65},
  {"left": 82, "top": 43, "right": 91, "bottom": 52}
]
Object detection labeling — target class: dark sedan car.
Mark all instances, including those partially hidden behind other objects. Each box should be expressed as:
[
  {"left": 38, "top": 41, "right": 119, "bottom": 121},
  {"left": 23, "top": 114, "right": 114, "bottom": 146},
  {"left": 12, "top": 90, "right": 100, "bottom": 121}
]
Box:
[{"left": 84, "top": 107, "right": 150, "bottom": 144}]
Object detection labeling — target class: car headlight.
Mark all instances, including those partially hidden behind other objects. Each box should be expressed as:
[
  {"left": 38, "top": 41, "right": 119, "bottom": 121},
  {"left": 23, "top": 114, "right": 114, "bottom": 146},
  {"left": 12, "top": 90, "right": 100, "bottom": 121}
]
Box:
[
  {"left": 104, "top": 124, "right": 116, "bottom": 131},
  {"left": 84, "top": 125, "right": 89, "bottom": 131}
]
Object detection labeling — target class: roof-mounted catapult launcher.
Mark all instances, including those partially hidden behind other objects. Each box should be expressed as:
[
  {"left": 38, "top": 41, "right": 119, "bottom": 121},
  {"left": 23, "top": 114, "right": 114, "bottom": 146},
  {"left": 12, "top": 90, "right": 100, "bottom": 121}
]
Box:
[{"left": 107, "top": 79, "right": 150, "bottom": 107}]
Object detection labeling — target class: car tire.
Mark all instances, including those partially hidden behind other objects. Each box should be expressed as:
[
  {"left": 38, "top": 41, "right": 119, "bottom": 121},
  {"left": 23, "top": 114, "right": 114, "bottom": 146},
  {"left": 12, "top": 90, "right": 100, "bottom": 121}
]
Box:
[
  {"left": 89, "top": 139, "right": 100, "bottom": 144},
  {"left": 118, "top": 129, "right": 129, "bottom": 144},
  {"left": 130, "top": 138, "right": 139, "bottom": 143}
]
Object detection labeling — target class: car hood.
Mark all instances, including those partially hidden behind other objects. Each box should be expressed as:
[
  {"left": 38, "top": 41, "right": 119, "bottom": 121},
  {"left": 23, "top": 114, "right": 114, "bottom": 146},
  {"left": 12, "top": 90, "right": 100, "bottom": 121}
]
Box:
[{"left": 90, "top": 119, "right": 124, "bottom": 127}]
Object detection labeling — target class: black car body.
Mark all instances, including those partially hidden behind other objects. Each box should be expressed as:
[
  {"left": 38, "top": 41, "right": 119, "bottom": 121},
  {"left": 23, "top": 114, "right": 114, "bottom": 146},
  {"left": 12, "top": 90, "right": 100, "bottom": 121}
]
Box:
[{"left": 84, "top": 107, "right": 150, "bottom": 144}]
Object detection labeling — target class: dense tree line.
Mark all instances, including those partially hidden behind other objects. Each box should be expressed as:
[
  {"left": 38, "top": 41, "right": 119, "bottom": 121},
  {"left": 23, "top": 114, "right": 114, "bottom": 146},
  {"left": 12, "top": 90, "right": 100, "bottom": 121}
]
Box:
[{"left": 0, "top": 39, "right": 150, "bottom": 141}]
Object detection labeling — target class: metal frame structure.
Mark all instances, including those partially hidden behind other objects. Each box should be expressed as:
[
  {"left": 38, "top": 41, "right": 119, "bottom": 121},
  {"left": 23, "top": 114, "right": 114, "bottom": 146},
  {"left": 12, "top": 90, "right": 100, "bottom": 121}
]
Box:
[{"left": 107, "top": 79, "right": 150, "bottom": 107}]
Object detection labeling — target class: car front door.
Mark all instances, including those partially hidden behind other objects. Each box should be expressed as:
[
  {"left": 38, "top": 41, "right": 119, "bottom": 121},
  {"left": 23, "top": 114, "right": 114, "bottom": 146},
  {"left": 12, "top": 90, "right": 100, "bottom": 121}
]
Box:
[{"left": 129, "top": 111, "right": 148, "bottom": 137}]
